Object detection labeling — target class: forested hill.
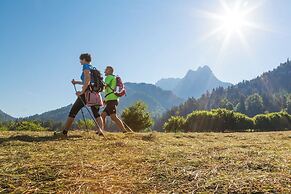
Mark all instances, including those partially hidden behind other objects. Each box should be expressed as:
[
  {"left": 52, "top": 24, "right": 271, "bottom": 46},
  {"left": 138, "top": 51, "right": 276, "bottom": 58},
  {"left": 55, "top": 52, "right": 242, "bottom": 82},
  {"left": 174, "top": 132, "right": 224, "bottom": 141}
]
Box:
[
  {"left": 0, "top": 110, "right": 15, "bottom": 122},
  {"left": 155, "top": 60, "right": 291, "bottom": 129}
]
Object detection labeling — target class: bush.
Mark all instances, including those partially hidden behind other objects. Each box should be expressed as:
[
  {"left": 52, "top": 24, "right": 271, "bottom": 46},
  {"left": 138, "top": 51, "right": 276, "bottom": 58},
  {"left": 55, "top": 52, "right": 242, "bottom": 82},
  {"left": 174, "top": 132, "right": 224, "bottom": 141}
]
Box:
[
  {"left": 254, "top": 111, "right": 291, "bottom": 131},
  {"left": 184, "top": 109, "right": 254, "bottom": 132},
  {"left": 0, "top": 124, "right": 8, "bottom": 131},
  {"left": 162, "top": 108, "right": 291, "bottom": 132},
  {"left": 10, "top": 121, "right": 47, "bottom": 131},
  {"left": 40, "top": 120, "right": 64, "bottom": 131},
  {"left": 76, "top": 119, "right": 95, "bottom": 130},
  {"left": 163, "top": 116, "right": 186, "bottom": 132},
  {"left": 122, "top": 101, "right": 153, "bottom": 132}
]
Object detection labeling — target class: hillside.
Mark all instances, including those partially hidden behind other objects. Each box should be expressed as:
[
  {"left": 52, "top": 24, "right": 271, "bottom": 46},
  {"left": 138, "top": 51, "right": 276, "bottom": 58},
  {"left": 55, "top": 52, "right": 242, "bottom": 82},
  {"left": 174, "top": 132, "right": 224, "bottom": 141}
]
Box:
[
  {"left": 27, "top": 83, "right": 183, "bottom": 122},
  {"left": 122, "top": 82, "right": 183, "bottom": 112},
  {"left": 205, "top": 60, "right": 291, "bottom": 111},
  {"left": 156, "top": 66, "right": 232, "bottom": 99},
  {"left": 156, "top": 60, "right": 291, "bottom": 128},
  {"left": 0, "top": 110, "right": 14, "bottom": 122},
  {"left": 0, "top": 131, "right": 290, "bottom": 193}
]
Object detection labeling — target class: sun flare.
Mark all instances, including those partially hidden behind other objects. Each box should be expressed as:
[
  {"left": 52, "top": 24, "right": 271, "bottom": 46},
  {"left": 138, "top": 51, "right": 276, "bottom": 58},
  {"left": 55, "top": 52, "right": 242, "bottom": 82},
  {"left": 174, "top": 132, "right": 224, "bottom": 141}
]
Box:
[
  {"left": 199, "top": 0, "right": 265, "bottom": 53},
  {"left": 221, "top": 9, "right": 246, "bottom": 33}
]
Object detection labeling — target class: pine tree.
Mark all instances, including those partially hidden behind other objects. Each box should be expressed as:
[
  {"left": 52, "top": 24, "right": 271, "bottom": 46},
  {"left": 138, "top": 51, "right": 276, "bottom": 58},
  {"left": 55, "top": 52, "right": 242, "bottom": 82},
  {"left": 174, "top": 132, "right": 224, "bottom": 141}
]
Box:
[
  {"left": 235, "top": 96, "right": 246, "bottom": 114},
  {"left": 245, "top": 93, "right": 264, "bottom": 117}
]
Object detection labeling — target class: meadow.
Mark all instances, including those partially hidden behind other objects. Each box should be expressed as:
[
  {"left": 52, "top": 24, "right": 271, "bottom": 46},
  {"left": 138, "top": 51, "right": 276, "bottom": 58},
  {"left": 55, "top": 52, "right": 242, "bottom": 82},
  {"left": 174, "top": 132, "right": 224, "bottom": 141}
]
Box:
[{"left": 0, "top": 131, "right": 290, "bottom": 193}]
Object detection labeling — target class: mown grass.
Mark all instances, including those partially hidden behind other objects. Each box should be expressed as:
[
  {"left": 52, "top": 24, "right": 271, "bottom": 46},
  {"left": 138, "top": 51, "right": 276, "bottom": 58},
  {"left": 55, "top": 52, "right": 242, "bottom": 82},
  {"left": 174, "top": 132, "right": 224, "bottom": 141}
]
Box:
[{"left": 0, "top": 131, "right": 290, "bottom": 193}]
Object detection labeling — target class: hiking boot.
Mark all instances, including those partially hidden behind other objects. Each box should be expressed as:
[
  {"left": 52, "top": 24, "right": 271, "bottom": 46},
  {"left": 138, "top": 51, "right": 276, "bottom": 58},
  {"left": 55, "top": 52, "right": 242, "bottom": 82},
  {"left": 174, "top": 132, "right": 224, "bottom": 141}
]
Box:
[
  {"left": 96, "top": 129, "right": 105, "bottom": 137},
  {"left": 54, "top": 130, "right": 68, "bottom": 137}
]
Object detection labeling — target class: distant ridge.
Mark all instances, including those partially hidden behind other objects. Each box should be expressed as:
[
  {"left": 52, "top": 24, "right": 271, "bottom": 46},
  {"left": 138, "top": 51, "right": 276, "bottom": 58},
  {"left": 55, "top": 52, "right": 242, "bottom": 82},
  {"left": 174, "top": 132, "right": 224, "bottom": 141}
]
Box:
[
  {"left": 26, "top": 83, "right": 184, "bottom": 122},
  {"left": 0, "top": 109, "right": 15, "bottom": 122}
]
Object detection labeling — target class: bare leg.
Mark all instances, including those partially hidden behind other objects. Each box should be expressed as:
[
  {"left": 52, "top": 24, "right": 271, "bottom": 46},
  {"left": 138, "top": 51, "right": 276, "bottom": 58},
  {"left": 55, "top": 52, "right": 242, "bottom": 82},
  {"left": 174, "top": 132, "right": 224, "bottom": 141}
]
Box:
[
  {"left": 96, "top": 117, "right": 104, "bottom": 132},
  {"left": 54, "top": 116, "right": 74, "bottom": 136},
  {"left": 101, "top": 112, "right": 107, "bottom": 131},
  {"left": 64, "top": 117, "right": 75, "bottom": 132},
  {"left": 110, "top": 114, "right": 127, "bottom": 132}
]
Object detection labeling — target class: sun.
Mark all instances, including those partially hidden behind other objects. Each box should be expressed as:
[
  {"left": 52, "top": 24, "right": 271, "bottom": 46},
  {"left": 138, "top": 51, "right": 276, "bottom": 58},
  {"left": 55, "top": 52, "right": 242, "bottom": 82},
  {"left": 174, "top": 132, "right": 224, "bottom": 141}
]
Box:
[
  {"left": 199, "top": 0, "right": 265, "bottom": 52},
  {"left": 221, "top": 9, "right": 246, "bottom": 34}
]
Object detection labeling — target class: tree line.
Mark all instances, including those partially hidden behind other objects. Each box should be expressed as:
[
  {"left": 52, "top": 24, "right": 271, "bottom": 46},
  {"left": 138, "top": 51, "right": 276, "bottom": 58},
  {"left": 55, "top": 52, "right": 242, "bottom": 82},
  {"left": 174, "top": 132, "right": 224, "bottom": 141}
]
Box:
[{"left": 163, "top": 109, "right": 291, "bottom": 132}]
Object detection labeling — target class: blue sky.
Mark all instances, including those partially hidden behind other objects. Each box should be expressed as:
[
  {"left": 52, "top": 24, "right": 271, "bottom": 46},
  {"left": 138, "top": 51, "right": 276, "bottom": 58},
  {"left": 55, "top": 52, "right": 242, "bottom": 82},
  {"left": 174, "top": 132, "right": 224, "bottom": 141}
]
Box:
[{"left": 0, "top": 0, "right": 291, "bottom": 117}]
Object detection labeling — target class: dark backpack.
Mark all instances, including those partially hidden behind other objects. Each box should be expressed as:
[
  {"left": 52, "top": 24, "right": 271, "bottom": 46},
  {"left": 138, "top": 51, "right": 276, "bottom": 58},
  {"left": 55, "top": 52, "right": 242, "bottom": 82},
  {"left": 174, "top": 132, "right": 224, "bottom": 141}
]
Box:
[{"left": 90, "top": 67, "right": 105, "bottom": 92}]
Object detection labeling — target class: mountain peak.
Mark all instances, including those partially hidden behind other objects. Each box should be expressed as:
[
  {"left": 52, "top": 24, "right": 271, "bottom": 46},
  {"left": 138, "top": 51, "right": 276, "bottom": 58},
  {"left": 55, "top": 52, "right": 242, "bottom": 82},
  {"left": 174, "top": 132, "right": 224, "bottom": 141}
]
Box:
[
  {"left": 156, "top": 65, "right": 232, "bottom": 99},
  {"left": 197, "top": 65, "right": 212, "bottom": 73},
  {"left": 185, "top": 65, "right": 213, "bottom": 79}
]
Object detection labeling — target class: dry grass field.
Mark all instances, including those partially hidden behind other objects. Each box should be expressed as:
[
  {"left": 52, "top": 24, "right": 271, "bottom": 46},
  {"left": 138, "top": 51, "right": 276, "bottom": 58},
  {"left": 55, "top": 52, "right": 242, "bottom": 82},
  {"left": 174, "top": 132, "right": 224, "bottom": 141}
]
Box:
[{"left": 0, "top": 131, "right": 290, "bottom": 193}]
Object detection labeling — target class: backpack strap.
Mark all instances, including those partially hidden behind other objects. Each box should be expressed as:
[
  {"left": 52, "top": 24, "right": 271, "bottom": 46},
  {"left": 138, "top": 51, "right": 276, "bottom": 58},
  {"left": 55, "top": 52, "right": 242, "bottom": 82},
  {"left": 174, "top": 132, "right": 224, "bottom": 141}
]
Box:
[{"left": 105, "top": 76, "right": 116, "bottom": 98}]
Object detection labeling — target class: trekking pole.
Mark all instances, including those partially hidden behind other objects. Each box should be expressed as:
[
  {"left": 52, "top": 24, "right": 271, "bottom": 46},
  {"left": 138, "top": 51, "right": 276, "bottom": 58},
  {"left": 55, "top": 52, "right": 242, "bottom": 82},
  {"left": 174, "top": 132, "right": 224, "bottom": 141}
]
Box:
[
  {"left": 122, "top": 120, "right": 134, "bottom": 132},
  {"left": 73, "top": 84, "right": 106, "bottom": 137},
  {"left": 73, "top": 84, "right": 88, "bottom": 131}
]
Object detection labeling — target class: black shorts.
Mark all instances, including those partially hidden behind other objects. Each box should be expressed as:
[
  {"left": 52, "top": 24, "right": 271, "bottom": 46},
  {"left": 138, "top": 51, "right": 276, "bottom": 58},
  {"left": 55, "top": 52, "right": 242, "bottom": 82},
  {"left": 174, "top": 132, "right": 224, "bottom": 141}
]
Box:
[
  {"left": 103, "top": 100, "right": 118, "bottom": 116},
  {"left": 69, "top": 94, "right": 100, "bottom": 118}
]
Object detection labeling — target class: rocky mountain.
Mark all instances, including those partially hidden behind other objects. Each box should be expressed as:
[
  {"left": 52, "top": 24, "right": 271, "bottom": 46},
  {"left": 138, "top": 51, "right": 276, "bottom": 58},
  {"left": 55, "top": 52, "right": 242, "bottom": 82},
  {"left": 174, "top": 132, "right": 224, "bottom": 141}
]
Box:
[
  {"left": 156, "top": 66, "right": 232, "bottom": 99},
  {"left": 0, "top": 110, "right": 15, "bottom": 122},
  {"left": 27, "top": 83, "right": 184, "bottom": 122}
]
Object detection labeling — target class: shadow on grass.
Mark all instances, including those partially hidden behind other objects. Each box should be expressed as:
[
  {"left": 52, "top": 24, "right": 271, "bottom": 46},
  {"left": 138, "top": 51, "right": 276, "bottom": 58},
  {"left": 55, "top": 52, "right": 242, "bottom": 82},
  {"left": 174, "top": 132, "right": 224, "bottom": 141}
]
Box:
[{"left": 0, "top": 134, "right": 82, "bottom": 144}]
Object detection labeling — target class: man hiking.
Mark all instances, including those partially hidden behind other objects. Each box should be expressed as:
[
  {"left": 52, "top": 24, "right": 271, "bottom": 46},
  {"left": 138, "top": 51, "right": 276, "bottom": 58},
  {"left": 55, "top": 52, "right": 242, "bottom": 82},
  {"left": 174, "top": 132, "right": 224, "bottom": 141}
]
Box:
[
  {"left": 101, "top": 66, "right": 131, "bottom": 133},
  {"left": 55, "top": 53, "right": 104, "bottom": 137}
]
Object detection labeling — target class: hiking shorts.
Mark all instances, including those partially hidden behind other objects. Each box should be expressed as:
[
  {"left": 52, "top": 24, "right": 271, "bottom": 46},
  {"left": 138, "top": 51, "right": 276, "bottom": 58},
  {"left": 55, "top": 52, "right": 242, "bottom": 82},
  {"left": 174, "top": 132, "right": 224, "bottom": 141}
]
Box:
[
  {"left": 69, "top": 94, "right": 100, "bottom": 118},
  {"left": 103, "top": 100, "right": 118, "bottom": 116}
]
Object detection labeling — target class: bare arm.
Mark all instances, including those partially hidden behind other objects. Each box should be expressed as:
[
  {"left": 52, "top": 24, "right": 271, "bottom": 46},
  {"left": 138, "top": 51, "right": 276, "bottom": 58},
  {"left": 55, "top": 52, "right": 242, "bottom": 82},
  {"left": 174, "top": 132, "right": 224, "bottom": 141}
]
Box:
[
  {"left": 80, "top": 70, "right": 90, "bottom": 94},
  {"left": 71, "top": 79, "right": 83, "bottom": 85}
]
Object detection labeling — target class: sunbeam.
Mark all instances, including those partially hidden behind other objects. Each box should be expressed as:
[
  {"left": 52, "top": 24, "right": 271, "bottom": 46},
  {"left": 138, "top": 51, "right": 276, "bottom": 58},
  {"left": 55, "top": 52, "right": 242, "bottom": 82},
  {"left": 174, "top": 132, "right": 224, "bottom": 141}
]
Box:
[{"left": 199, "top": 0, "right": 267, "bottom": 53}]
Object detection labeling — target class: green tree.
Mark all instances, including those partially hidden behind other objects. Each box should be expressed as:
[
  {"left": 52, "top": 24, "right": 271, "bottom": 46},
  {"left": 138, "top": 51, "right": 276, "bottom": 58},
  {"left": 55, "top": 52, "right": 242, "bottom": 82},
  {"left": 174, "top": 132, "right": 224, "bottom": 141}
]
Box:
[
  {"left": 163, "top": 116, "right": 186, "bottom": 132},
  {"left": 245, "top": 93, "right": 264, "bottom": 117},
  {"left": 235, "top": 96, "right": 246, "bottom": 114},
  {"left": 220, "top": 98, "right": 234, "bottom": 110},
  {"left": 121, "top": 101, "right": 153, "bottom": 132}
]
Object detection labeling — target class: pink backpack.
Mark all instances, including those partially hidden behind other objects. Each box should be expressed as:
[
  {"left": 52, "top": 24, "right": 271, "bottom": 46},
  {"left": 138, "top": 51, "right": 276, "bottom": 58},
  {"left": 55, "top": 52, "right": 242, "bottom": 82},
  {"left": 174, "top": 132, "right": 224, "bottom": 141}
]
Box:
[
  {"left": 115, "top": 76, "right": 126, "bottom": 97},
  {"left": 85, "top": 91, "right": 104, "bottom": 107}
]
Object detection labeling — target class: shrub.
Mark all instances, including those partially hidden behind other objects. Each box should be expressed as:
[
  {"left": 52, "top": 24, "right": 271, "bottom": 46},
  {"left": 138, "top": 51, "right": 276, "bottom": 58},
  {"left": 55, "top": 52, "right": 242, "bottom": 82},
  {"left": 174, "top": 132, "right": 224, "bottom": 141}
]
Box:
[
  {"left": 254, "top": 111, "right": 291, "bottom": 131},
  {"left": 184, "top": 109, "right": 254, "bottom": 132},
  {"left": 163, "top": 116, "right": 186, "bottom": 132},
  {"left": 122, "top": 101, "right": 153, "bottom": 132},
  {"left": 0, "top": 124, "right": 8, "bottom": 131},
  {"left": 10, "top": 121, "right": 47, "bottom": 131},
  {"left": 40, "top": 120, "right": 64, "bottom": 131},
  {"left": 76, "top": 119, "right": 95, "bottom": 130}
]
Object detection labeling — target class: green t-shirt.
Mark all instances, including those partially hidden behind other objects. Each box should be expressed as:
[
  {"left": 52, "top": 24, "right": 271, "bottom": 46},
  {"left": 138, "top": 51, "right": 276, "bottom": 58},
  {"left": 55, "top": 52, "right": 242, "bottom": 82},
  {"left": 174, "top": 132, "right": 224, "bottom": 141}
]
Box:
[{"left": 105, "top": 75, "right": 118, "bottom": 102}]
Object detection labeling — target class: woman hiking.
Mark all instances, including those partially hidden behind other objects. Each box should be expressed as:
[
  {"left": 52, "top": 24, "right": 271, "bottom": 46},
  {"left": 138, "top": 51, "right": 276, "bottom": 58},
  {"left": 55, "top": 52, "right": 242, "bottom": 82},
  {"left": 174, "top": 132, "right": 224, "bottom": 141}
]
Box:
[{"left": 54, "top": 53, "right": 104, "bottom": 137}]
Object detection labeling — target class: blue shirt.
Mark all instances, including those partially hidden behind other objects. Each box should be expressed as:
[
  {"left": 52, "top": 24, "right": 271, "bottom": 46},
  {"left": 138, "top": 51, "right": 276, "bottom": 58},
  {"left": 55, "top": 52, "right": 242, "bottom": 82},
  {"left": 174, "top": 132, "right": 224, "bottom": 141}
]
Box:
[{"left": 81, "top": 64, "right": 94, "bottom": 84}]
